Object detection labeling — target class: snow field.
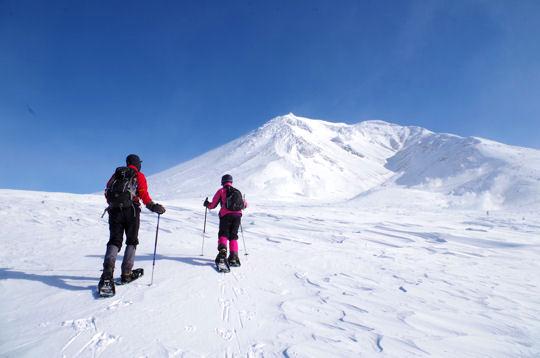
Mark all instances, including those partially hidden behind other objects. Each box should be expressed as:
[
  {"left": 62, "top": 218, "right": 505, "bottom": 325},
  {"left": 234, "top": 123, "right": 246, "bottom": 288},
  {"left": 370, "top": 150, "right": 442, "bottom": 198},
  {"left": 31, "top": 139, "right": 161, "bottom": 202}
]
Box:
[{"left": 1, "top": 189, "right": 539, "bottom": 357}]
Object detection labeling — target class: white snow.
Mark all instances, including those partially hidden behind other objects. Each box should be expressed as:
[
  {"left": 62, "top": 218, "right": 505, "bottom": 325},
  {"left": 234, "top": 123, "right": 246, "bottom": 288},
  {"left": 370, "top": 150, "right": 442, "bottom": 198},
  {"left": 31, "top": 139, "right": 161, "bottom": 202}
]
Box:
[
  {"left": 151, "top": 114, "right": 540, "bottom": 210},
  {"left": 1, "top": 114, "right": 540, "bottom": 357}
]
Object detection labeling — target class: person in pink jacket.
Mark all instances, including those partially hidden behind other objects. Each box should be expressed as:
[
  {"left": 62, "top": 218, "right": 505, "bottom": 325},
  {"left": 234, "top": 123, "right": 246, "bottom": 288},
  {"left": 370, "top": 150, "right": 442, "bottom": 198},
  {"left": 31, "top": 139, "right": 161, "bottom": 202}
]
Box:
[{"left": 204, "top": 174, "right": 247, "bottom": 267}]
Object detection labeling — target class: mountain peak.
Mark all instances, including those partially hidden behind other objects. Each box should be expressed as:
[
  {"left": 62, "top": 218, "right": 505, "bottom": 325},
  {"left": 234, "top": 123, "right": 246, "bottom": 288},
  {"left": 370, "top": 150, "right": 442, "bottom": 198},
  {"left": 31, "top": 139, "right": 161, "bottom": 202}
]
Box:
[
  {"left": 268, "top": 115, "right": 407, "bottom": 133},
  {"left": 150, "top": 114, "right": 540, "bottom": 209},
  {"left": 267, "top": 113, "right": 312, "bottom": 127}
]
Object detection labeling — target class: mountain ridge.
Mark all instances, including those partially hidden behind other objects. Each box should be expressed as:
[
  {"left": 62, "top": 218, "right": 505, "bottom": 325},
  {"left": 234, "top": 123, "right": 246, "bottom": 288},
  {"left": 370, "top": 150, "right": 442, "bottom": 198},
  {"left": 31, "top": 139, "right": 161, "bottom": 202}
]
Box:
[{"left": 150, "top": 114, "right": 540, "bottom": 210}]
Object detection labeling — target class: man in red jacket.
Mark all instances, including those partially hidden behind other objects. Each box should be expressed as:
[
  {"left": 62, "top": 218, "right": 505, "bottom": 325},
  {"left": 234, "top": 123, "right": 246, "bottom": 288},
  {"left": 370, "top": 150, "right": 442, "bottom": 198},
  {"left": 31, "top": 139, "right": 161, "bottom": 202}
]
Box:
[{"left": 99, "top": 154, "right": 165, "bottom": 292}]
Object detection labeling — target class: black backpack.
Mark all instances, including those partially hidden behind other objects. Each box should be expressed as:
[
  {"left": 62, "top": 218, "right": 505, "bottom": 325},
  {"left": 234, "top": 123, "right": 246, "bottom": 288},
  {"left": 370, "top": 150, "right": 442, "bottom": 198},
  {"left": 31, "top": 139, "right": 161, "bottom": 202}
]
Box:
[
  {"left": 224, "top": 186, "right": 245, "bottom": 211},
  {"left": 105, "top": 167, "right": 138, "bottom": 208}
]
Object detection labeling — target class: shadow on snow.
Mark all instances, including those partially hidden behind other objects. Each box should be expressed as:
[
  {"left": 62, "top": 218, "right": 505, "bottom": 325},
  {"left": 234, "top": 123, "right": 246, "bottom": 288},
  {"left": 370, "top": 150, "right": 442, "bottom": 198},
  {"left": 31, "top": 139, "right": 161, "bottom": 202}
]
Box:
[
  {"left": 0, "top": 268, "right": 95, "bottom": 291},
  {"left": 0, "top": 255, "right": 215, "bottom": 297},
  {"left": 86, "top": 254, "right": 216, "bottom": 268}
]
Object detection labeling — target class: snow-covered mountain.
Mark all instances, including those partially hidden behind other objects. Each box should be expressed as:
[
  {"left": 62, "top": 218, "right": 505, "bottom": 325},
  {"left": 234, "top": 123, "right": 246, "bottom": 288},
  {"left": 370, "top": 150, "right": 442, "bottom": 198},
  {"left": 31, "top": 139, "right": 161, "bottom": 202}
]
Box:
[
  {"left": 2, "top": 114, "right": 540, "bottom": 357},
  {"left": 151, "top": 113, "right": 540, "bottom": 210}
]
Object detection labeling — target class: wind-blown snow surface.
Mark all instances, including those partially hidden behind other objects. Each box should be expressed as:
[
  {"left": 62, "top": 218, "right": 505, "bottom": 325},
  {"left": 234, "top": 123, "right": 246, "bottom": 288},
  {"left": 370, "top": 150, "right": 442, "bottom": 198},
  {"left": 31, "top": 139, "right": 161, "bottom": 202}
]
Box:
[
  {"left": 2, "top": 114, "right": 540, "bottom": 356},
  {"left": 150, "top": 114, "right": 540, "bottom": 210},
  {"left": 1, "top": 189, "right": 540, "bottom": 357}
]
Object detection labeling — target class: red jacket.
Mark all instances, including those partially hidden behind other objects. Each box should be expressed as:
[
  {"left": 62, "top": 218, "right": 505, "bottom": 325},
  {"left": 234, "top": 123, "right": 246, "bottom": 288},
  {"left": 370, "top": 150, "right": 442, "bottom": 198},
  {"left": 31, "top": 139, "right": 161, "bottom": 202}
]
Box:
[{"left": 105, "top": 164, "right": 153, "bottom": 206}]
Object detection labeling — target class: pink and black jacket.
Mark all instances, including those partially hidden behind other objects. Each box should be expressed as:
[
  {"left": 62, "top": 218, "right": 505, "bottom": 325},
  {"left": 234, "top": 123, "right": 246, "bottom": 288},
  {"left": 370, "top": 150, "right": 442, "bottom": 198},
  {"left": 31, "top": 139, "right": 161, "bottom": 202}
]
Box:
[{"left": 206, "top": 183, "right": 248, "bottom": 217}]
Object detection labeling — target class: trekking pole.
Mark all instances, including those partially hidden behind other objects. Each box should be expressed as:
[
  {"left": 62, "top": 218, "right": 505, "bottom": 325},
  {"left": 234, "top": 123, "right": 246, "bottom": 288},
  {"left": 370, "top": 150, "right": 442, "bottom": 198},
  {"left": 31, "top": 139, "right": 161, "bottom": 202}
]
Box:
[
  {"left": 240, "top": 223, "right": 248, "bottom": 256},
  {"left": 241, "top": 194, "right": 248, "bottom": 255},
  {"left": 201, "top": 198, "right": 208, "bottom": 256},
  {"left": 100, "top": 207, "right": 109, "bottom": 218},
  {"left": 150, "top": 213, "right": 161, "bottom": 286}
]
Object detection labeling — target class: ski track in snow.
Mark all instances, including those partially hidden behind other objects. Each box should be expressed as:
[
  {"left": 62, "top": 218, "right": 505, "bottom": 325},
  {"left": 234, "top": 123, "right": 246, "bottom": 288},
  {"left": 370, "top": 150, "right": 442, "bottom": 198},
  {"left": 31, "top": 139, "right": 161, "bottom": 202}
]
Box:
[{"left": 1, "top": 190, "right": 540, "bottom": 357}]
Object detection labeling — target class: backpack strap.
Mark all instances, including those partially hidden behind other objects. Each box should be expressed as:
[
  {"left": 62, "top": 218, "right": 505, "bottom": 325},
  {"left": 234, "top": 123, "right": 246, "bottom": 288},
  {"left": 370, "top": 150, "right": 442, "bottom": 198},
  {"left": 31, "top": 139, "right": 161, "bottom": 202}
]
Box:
[{"left": 220, "top": 187, "right": 227, "bottom": 207}]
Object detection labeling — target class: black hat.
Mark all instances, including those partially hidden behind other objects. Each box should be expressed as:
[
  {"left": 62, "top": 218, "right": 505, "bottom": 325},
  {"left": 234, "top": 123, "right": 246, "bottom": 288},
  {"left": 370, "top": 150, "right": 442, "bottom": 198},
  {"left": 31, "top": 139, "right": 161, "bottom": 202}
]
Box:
[
  {"left": 221, "top": 174, "right": 233, "bottom": 185},
  {"left": 126, "top": 154, "right": 142, "bottom": 166}
]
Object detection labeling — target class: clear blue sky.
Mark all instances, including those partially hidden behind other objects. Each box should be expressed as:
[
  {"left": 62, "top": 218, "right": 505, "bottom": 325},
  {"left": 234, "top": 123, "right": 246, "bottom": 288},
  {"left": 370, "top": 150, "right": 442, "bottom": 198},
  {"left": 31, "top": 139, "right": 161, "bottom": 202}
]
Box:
[{"left": 1, "top": 0, "right": 539, "bottom": 193}]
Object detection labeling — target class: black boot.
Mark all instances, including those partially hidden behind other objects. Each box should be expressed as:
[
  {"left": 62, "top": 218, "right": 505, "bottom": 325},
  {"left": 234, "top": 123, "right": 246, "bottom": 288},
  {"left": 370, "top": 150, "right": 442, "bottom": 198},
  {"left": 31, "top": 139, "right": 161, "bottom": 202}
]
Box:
[
  {"left": 228, "top": 252, "right": 241, "bottom": 267},
  {"left": 215, "top": 247, "right": 227, "bottom": 266},
  {"left": 215, "top": 248, "right": 230, "bottom": 272},
  {"left": 98, "top": 272, "right": 115, "bottom": 297},
  {"left": 99, "top": 245, "right": 118, "bottom": 297},
  {"left": 120, "top": 268, "right": 144, "bottom": 284}
]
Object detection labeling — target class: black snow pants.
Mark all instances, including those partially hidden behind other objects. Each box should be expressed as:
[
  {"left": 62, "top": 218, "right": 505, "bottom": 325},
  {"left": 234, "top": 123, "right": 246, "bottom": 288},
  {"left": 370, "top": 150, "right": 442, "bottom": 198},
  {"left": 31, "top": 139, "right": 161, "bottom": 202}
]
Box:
[
  {"left": 102, "top": 205, "right": 141, "bottom": 278},
  {"left": 107, "top": 205, "right": 141, "bottom": 249},
  {"left": 218, "top": 214, "right": 241, "bottom": 250}
]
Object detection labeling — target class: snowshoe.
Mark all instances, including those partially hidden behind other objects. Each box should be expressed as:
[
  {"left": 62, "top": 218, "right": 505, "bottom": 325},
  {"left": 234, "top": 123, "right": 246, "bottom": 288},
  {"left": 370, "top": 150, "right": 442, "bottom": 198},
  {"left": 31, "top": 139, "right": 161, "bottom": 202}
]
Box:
[
  {"left": 228, "top": 252, "right": 241, "bottom": 267},
  {"left": 215, "top": 248, "right": 227, "bottom": 265},
  {"left": 215, "top": 249, "right": 230, "bottom": 273},
  {"left": 98, "top": 277, "right": 116, "bottom": 298},
  {"left": 216, "top": 259, "right": 230, "bottom": 273},
  {"left": 119, "top": 268, "right": 144, "bottom": 285}
]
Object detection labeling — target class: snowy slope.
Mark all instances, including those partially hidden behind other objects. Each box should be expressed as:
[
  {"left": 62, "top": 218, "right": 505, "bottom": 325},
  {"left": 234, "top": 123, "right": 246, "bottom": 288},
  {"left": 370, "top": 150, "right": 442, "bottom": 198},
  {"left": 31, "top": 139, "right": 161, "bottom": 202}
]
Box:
[
  {"left": 1, "top": 189, "right": 540, "bottom": 357},
  {"left": 2, "top": 114, "right": 540, "bottom": 357},
  {"left": 150, "top": 114, "right": 540, "bottom": 210},
  {"left": 150, "top": 114, "right": 399, "bottom": 202},
  {"left": 383, "top": 133, "right": 540, "bottom": 210}
]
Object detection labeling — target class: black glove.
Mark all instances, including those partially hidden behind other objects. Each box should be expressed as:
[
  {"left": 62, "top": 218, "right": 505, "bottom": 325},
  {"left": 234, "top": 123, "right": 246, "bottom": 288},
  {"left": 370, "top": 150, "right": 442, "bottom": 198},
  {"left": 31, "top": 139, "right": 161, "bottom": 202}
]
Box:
[
  {"left": 203, "top": 197, "right": 210, "bottom": 207},
  {"left": 146, "top": 202, "right": 166, "bottom": 214}
]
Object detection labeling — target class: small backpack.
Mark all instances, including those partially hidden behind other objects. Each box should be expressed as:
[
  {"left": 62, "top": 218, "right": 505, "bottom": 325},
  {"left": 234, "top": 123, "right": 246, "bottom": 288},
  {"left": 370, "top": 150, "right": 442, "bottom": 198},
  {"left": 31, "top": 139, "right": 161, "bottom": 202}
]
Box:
[
  {"left": 105, "top": 167, "right": 138, "bottom": 208},
  {"left": 224, "top": 186, "right": 245, "bottom": 211}
]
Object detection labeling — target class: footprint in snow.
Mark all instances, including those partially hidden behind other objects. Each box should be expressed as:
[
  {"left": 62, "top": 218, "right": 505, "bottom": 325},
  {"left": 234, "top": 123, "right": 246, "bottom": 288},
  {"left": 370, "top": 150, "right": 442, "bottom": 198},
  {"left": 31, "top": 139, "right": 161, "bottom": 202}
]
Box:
[
  {"left": 61, "top": 316, "right": 118, "bottom": 356},
  {"left": 216, "top": 328, "right": 234, "bottom": 341},
  {"left": 232, "top": 287, "right": 246, "bottom": 297},
  {"left": 75, "top": 332, "right": 119, "bottom": 356},
  {"left": 106, "top": 299, "right": 133, "bottom": 310},
  {"left": 220, "top": 301, "right": 231, "bottom": 322},
  {"left": 62, "top": 317, "right": 97, "bottom": 332}
]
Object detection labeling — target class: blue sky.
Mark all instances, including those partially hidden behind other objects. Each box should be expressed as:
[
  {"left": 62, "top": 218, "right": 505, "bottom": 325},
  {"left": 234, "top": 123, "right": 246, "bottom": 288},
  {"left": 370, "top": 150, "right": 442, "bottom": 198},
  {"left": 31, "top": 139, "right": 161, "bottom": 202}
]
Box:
[{"left": 1, "top": 0, "right": 539, "bottom": 193}]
